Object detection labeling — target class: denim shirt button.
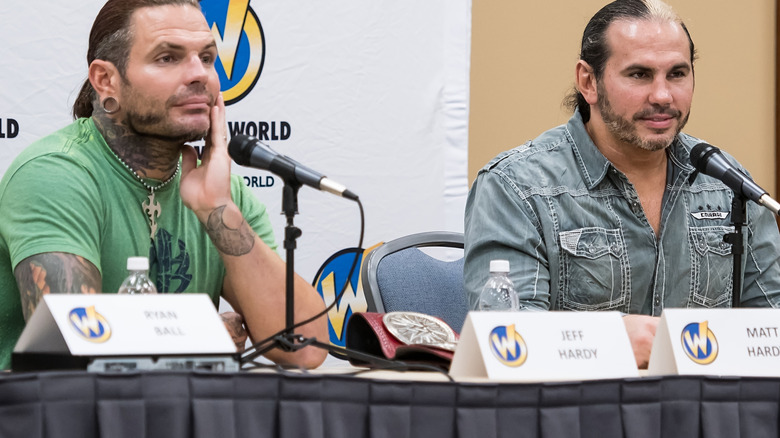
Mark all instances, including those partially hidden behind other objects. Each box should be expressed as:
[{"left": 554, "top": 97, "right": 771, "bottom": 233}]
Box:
[{"left": 610, "top": 244, "right": 621, "bottom": 255}]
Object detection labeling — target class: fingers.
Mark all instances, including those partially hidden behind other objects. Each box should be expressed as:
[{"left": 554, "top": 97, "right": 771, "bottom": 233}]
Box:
[
  {"left": 210, "top": 93, "right": 227, "bottom": 150},
  {"left": 199, "top": 94, "right": 227, "bottom": 166}
]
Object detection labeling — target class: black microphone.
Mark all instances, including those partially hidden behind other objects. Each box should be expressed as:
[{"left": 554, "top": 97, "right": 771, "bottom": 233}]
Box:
[
  {"left": 228, "top": 135, "right": 358, "bottom": 201},
  {"left": 690, "top": 142, "right": 780, "bottom": 215}
]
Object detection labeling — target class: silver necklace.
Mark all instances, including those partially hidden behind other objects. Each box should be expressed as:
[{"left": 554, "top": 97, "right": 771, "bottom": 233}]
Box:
[{"left": 108, "top": 147, "right": 180, "bottom": 240}]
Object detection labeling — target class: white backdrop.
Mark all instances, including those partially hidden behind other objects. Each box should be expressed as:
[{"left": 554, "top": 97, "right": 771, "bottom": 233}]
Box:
[
  {"left": 0, "top": 0, "right": 470, "bottom": 278},
  {"left": 0, "top": 0, "right": 471, "bottom": 351}
]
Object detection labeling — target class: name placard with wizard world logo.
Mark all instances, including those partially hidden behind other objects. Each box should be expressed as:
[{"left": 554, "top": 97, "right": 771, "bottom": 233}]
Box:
[
  {"left": 449, "top": 311, "right": 638, "bottom": 381},
  {"left": 648, "top": 308, "right": 780, "bottom": 377},
  {"left": 14, "top": 294, "right": 236, "bottom": 358}
]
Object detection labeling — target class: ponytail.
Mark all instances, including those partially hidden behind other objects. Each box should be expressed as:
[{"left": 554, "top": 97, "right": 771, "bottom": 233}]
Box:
[{"left": 73, "top": 79, "right": 96, "bottom": 119}]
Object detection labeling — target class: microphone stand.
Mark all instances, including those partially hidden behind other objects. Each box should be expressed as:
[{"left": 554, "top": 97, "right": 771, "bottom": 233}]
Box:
[
  {"left": 724, "top": 194, "right": 747, "bottom": 308},
  {"left": 274, "top": 178, "right": 307, "bottom": 351},
  {"left": 236, "top": 176, "right": 314, "bottom": 357},
  {"left": 270, "top": 179, "right": 390, "bottom": 355},
  {"left": 243, "top": 179, "right": 442, "bottom": 372}
]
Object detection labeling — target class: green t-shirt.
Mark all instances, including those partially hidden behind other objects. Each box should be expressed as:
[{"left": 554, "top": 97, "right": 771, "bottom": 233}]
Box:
[{"left": 0, "top": 118, "right": 276, "bottom": 369}]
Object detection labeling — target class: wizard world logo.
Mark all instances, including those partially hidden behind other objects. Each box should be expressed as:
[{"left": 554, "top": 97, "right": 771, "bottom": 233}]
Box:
[
  {"left": 69, "top": 306, "right": 112, "bottom": 343},
  {"left": 489, "top": 324, "right": 528, "bottom": 367},
  {"left": 681, "top": 321, "right": 719, "bottom": 365},
  {"left": 201, "top": 0, "right": 266, "bottom": 105}
]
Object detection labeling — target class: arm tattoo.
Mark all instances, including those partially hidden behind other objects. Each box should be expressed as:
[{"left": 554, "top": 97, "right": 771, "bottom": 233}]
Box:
[
  {"left": 205, "top": 205, "right": 256, "bottom": 256},
  {"left": 14, "top": 253, "right": 102, "bottom": 321}
]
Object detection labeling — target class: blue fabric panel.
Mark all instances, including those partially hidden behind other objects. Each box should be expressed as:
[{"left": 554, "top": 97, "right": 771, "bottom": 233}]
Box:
[{"left": 375, "top": 248, "right": 468, "bottom": 332}]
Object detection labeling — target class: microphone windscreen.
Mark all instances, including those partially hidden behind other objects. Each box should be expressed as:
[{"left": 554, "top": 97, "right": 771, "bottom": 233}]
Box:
[
  {"left": 227, "top": 135, "right": 255, "bottom": 166},
  {"left": 689, "top": 142, "right": 716, "bottom": 171}
]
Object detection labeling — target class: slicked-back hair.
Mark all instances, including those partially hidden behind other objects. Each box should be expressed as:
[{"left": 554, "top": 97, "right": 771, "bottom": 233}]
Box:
[
  {"left": 72, "top": 0, "right": 201, "bottom": 119},
  {"left": 563, "top": 0, "right": 697, "bottom": 122}
]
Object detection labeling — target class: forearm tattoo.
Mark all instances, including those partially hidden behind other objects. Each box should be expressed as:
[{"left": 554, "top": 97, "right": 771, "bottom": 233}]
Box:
[
  {"left": 14, "top": 253, "right": 101, "bottom": 321},
  {"left": 205, "top": 205, "right": 255, "bottom": 256}
]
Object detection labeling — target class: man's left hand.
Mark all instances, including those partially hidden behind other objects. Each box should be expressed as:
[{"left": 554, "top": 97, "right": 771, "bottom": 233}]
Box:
[{"left": 220, "top": 311, "right": 248, "bottom": 353}]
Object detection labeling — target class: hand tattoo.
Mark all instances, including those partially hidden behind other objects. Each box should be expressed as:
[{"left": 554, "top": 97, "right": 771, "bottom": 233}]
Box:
[{"left": 220, "top": 312, "right": 248, "bottom": 352}]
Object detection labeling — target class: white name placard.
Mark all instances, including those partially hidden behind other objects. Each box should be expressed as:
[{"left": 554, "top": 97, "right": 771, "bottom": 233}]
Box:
[
  {"left": 449, "top": 311, "right": 638, "bottom": 381},
  {"left": 648, "top": 308, "right": 780, "bottom": 377},
  {"left": 14, "top": 294, "right": 236, "bottom": 356}
]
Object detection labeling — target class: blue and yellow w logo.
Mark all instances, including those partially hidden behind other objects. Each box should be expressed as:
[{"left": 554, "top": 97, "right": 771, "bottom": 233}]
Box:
[
  {"left": 489, "top": 324, "right": 528, "bottom": 367},
  {"left": 68, "top": 306, "right": 111, "bottom": 343},
  {"left": 681, "top": 321, "right": 718, "bottom": 365},
  {"left": 201, "top": 0, "right": 265, "bottom": 104},
  {"left": 313, "top": 248, "right": 369, "bottom": 348}
]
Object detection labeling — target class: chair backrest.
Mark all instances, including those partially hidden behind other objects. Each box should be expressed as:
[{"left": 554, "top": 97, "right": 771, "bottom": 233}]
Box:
[{"left": 360, "top": 231, "right": 468, "bottom": 333}]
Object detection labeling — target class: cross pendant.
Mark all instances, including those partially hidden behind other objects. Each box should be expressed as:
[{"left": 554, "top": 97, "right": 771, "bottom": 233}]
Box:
[{"left": 142, "top": 191, "right": 162, "bottom": 240}]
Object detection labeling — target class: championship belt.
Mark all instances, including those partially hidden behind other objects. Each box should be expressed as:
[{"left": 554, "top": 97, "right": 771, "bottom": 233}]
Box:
[{"left": 345, "top": 311, "right": 459, "bottom": 369}]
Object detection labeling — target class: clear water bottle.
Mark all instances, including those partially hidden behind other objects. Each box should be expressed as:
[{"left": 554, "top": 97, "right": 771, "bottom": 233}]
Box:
[
  {"left": 117, "top": 257, "right": 157, "bottom": 294},
  {"left": 478, "top": 260, "right": 518, "bottom": 311}
]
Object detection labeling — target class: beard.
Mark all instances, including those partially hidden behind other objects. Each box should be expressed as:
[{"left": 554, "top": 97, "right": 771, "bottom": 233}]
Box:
[
  {"left": 597, "top": 82, "right": 689, "bottom": 152},
  {"left": 121, "top": 82, "right": 213, "bottom": 143}
]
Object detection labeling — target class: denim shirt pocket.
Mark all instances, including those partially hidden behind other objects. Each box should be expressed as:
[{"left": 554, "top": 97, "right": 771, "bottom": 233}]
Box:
[
  {"left": 688, "top": 225, "right": 733, "bottom": 307},
  {"left": 558, "top": 227, "right": 628, "bottom": 311}
]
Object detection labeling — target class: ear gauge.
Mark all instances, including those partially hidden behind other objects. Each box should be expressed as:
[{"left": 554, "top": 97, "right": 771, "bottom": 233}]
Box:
[{"left": 101, "top": 96, "right": 120, "bottom": 114}]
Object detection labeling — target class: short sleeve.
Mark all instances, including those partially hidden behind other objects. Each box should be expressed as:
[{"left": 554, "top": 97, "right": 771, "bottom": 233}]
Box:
[{"left": 0, "top": 155, "right": 104, "bottom": 273}]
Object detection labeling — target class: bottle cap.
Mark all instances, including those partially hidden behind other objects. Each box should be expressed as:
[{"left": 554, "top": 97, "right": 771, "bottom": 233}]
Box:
[
  {"left": 489, "top": 259, "right": 510, "bottom": 273},
  {"left": 127, "top": 256, "right": 149, "bottom": 271}
]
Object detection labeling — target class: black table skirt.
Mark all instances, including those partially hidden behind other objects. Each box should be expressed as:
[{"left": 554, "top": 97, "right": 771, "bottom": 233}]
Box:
[{"left": 0, "top": 371, "right": 777, "bottom": 438}]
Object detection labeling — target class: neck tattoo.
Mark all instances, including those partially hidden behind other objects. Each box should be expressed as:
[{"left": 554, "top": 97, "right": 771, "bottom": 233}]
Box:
[{"left": 107, "top": 147, "right": 180, "bottom": 240}]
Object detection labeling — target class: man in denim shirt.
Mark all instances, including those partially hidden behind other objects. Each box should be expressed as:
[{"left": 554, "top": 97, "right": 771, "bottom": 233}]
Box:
[{"left": 464, "top": 0, "right": 780, "bottom": 368}]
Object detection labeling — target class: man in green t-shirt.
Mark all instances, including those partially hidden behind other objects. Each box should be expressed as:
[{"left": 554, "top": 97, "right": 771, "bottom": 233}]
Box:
[{"left": 0, "top": 0, "right": 328, "bottom": 370}]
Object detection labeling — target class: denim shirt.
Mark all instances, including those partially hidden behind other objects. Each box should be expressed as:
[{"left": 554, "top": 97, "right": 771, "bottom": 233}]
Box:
[{"left": 464, "top": 112, "right": 780, "bottom": 314}]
